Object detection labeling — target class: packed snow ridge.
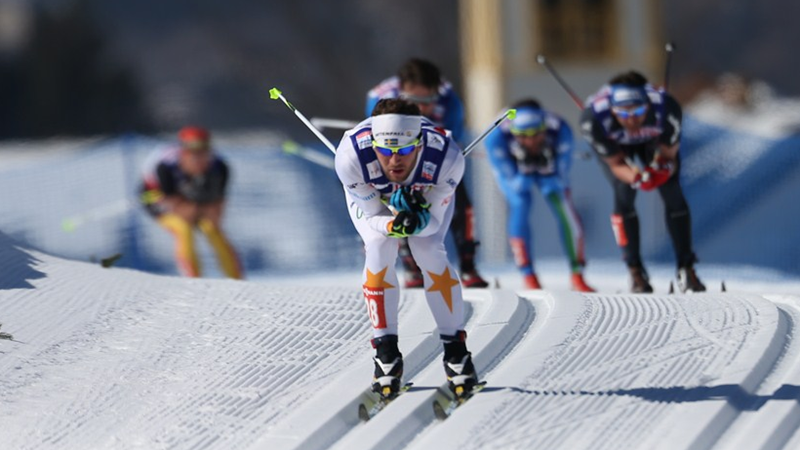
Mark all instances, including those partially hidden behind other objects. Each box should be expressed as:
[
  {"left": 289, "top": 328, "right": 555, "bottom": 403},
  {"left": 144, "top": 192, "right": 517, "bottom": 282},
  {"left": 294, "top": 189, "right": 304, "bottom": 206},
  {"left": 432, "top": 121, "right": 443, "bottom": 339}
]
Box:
[{"left": 1, "top": 235, "right": 800, "bottom": 450}]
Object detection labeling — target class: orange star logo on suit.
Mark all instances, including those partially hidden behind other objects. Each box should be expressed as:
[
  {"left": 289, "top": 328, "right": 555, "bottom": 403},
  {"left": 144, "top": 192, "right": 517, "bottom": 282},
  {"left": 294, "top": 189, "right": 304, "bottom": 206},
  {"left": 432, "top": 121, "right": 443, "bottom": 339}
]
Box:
[
  {"left": 427, "top": 268, "right": 460, "bottom": 312},
  {"left": 363, "top": 267, "right": 395, "bottom": 289}
]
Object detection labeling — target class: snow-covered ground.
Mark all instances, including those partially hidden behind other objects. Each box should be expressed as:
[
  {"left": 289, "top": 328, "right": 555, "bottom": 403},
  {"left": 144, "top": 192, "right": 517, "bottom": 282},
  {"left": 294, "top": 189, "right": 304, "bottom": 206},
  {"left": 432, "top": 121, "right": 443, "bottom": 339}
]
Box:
[{"left": 1, "top": 233, "right": 800, "bottom": 450}]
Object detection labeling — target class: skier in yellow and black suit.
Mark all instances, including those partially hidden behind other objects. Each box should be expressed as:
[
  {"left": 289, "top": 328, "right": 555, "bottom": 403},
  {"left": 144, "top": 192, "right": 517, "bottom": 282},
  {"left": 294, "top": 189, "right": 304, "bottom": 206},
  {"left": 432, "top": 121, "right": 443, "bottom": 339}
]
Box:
[{"left": 140, "top": 126, "right": 243, "bottom": 279}]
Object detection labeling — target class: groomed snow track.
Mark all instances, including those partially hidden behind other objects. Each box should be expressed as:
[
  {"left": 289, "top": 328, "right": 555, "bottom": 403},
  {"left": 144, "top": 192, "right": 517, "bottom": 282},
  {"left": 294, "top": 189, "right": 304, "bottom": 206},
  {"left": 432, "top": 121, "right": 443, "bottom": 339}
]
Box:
[
  {"left": 257, "top": 289, "right": 800, "bottom": 450},
  {"left": 1, "top": 248, "right": 799, "bottom": 450}
]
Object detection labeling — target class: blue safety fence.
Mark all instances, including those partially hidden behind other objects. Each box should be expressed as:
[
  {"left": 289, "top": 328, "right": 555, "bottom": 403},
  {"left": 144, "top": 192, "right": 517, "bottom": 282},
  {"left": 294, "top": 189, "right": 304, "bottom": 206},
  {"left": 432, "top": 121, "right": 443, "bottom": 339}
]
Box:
[
  {"left": 0, "top": 117, "right": 797, "bottom": 279},
  {"left": 0, "top": 133, "right": 361, "bottom": 278}
]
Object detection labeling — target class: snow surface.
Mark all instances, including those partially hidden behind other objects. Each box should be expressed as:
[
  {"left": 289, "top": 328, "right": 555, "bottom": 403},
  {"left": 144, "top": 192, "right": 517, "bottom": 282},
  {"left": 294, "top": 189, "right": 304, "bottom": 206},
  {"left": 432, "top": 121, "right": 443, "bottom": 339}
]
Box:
[{"left": 1, "top": 234, "right": 800, "bottom": 450}]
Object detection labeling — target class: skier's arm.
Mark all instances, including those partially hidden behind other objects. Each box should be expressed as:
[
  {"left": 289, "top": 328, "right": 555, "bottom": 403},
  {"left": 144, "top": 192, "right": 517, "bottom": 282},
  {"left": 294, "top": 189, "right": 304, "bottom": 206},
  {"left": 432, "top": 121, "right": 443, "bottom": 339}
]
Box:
[
  {"left": 334, "top": 140, "right": 394, "bottom": 234},
  {"left": 484, "top": 128, "right": 516, "bottom": 177},
  {"left": 555, "top": 119, "right": 574, "bottom": 185},
  {"left": 603, "top": 153, "right": 641, "bottom": 185},
  {"left": 580, "top": 108, "right": 640, "bottom": 184},
  {"left": 484, "top": 128, "right": 528, "bottom": 192},
  {"left": 656, "top": 95, "right": 683, "bottom": 163}
]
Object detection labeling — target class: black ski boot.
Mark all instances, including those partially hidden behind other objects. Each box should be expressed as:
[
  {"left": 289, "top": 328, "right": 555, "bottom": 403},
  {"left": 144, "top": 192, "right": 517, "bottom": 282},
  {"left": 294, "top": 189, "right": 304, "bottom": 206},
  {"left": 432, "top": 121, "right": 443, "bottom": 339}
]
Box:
[
  {"left": 442, "top": 331, "right": 478, "bottom": 398},
  {"left": 677, "top": 265, "right": 706, "bottom": 293},
  {"left": 371, "top": 335, "right": 403, "bottom": 399},
  {"left": 629, "top": 265, "right": 653, "bottom": 293}
]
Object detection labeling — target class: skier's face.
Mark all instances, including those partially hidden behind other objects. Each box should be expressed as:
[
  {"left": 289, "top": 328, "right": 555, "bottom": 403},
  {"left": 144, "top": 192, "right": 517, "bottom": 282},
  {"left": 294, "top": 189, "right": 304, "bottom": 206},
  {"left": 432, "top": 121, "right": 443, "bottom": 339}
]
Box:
[
  {"left": 374, "top": 144, "right": 420, "bottom": 182},
  {"left": 513, "top": 131, "right": 546, "bottom": 154},
  {"left": 179, "top": 148, "right": 212, "bottom": 176},
  {"left": 400, "top": 83, "right": 438, "bottom": 118},
  {"left": 612, "top": 103, "right": 649, "bottom": 132}
]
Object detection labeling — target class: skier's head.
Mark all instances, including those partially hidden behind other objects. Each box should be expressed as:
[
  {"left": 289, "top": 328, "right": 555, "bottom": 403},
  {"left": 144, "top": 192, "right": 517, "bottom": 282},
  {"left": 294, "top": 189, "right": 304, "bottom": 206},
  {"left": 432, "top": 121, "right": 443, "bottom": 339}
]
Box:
[
  {"left": 608, "top": 71, "right": 650, "bottom": 131},
  {"left": 177, "top": 126, "right": 212, "bottom": 175},
  {"left": 370, "top": 99, "right": 423, "bottom": 182},
  {"left": 398, "top": 58, "right": 442, "bottom": 118},
  {"left": 509, "top": 98, "right": 546, "bottom": 152},
  {"left": 178, "top": 126, "right": 211, "bottom": 151}
]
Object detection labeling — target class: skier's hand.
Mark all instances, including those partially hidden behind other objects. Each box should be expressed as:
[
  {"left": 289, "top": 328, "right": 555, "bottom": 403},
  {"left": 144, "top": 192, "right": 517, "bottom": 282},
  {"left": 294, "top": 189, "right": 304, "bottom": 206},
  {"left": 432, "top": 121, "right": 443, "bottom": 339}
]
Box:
[
  {"left": 387, "top": 210, "right": 430, "bottom": 238},
  {"left": 647, "top": 154, "right": 674, "bottom": 188},
  {"left": 647, "top": 166, "right": 672, "bottom": 188},
  {"left": 631, "top": 170, "right": 657, "bottom": 191},
  {"left": 389, "top": 187, "right": 430, "bottom": 213},
  {"left": 167, "top": 197, "right": 201, "bottom": 223},
  {"left": 509, "top": 173, "right": 529, "bottom": 194}
]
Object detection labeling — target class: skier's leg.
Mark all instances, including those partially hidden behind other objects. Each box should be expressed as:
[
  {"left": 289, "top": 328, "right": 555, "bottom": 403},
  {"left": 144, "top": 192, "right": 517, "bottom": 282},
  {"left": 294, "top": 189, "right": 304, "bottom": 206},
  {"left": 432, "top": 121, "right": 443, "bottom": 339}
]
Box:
[
  {"left": 158, "top": 213, "right": 201, "bottom": 277},
  {"left": 407, "top": 202, "right": 479, "bottom": 394},
  {"left": 542, "top": 185, "right": 586, "bottom": 273},
  {"left": 407, "top": 201, "right": 463, "bottom": 337},
  {"left": 499, "top": 175, "right": 539, "bottom": 288},
  {"left": 656, "top": 157, "right": 696, "bottom": 268},
  {"left": 608, "top": 176, "right": 641, "bottom": 268},
  {"left": 450, "top": 182, "right": 487, "bottom": 287},
  {"left": 345, "top": 192, "right": 405, "bottom": 396},
  {"left": 345, "top": 194, "right": 401, "bottom": 339},
  {"left": 542, "top": 182, "right": 594, "bottom": 292},
  {"left": 441, "top": 330, "right": 478, "bottom": 396},
  {"left": 600, "top": 161, "right": 651, "bottom": 292},
  {"left": 657, "top": 157, "right": 705, "bottom": 292},
  {"left": 197, "top": 218, "right": 243, "bottom": 279}
]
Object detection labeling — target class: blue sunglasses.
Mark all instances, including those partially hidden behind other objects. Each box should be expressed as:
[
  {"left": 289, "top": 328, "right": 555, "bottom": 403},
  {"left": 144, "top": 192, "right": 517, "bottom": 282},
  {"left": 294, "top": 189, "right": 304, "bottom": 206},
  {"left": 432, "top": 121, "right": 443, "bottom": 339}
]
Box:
[
  {"left": 372, "top": 138, "right": 420, "bottom": 156},
  {"left": 612, "top": 104, "right": 648, "bottom": 119}
]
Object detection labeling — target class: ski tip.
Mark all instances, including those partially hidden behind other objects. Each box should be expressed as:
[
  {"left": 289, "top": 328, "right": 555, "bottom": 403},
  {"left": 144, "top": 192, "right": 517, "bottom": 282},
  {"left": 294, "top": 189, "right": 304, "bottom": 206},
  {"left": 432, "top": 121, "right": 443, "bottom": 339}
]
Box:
[
  {"left": 433, "top": 400, "right": 448, "bottom": 420},
  {"left": 100, "top": 253, "right": 123, "bottom": 268},
  {"left": 536, "top": 54, "right": 546, "bottom": 64},
  {"left": 358, "top": 403, "right": 370, "bottom": 422}
]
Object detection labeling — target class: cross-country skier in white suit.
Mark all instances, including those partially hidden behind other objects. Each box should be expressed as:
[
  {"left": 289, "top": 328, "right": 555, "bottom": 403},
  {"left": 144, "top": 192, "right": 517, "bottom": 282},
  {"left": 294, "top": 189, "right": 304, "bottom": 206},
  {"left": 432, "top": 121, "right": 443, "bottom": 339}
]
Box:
[{"left": 334, "top": 98, "right": 478, "bottom": 399}]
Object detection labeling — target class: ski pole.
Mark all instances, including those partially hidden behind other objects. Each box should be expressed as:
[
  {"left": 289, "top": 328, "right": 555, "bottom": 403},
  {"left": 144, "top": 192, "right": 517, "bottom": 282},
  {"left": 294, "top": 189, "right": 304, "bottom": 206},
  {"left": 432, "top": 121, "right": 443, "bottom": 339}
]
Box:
[
  {"left": 536, "top": 55, "right": 585, "bottom": 109},
  {"left": 282, "top": 140, "right": 335, "bottom": 170},
  {"left": 269, "top": 88, "right": 337, "bottom": 154},
  {"left": 462, "top": 108, "right": 517, "bottom": 157},
  {"left": 663, "top": 42, "right": 676, "bottom": 92},
  {"left": 310, "top": 117, "right": 359, "bottom": 131},
  {"left": 61, "top": 198, "right": 134, "bottom": 232}
]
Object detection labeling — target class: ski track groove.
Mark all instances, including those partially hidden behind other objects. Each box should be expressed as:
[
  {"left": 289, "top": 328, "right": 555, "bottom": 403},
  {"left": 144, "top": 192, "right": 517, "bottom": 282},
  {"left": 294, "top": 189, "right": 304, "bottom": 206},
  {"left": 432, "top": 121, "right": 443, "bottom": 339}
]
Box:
[
  {"left": 709, "top": 296, "right": 800, "bottom": 450},
  {"left": 0, "top": 257, "right": 378, "bottom": 450},
  {"left": 447, "top": 292, "right": 781, "bottom": 450}
]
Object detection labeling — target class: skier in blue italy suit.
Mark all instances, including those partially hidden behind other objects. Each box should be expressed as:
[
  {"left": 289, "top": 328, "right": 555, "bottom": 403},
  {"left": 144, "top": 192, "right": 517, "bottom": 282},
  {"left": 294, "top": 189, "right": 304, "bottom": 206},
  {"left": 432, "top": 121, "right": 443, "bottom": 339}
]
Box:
[{"left": 485, "top": 99, "right": 594, "bottom": 292}]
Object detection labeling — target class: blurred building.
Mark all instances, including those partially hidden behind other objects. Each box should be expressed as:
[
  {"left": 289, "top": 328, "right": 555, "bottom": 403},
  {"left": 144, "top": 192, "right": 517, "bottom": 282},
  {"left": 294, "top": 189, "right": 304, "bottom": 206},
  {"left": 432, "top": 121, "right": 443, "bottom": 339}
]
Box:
[
  {"left": 0, "top": 0, "right": 32, "bottom": 57},
  {"left": 459, "top": 0, "right": 664, "bottom": 130},
  {"left": 459, "top": 0, "right": 665, "bottom": 264}
]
